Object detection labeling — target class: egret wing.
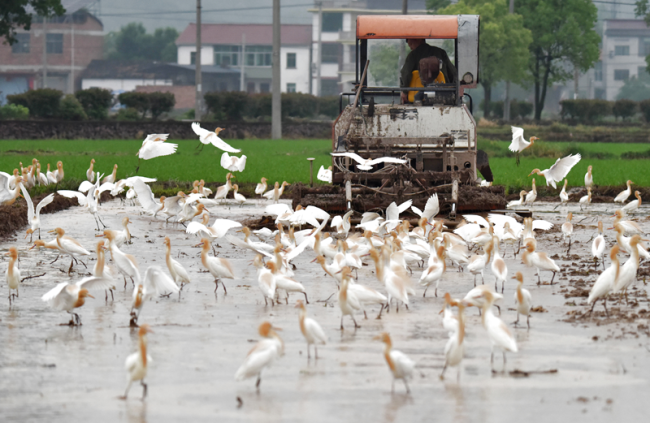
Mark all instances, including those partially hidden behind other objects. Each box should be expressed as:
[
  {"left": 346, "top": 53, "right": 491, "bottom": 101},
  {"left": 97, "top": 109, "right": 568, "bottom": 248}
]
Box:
[
  {"left": 35, "top": 193, "right": 55, "bottom": 217},
  {"left": 546, "top": 154, "right": 581, "bottom": 184},
  {"left": 368, "top": 156, "right": 407, "bottom": 165},
  {"left": 41, "top": 282, "right": 69, "bottom": 303},
  {"left": 131, "top": 178, "right": 158, "bottom": 214},
  {"left": 331, "top": 152, "right": 366, "bottom": 165},
  {"left": 19, "top": 183, "right": 35, "bottom": 221},
  {"left": 532, "top": 219, "right": 554, "bottom": 230},
  {"left": 397, "top": 199, "right": 413, "bottom": 214},
  {"left": 78, "top": 180, "right": 94, "bottom": 193},
  {"left": 210, "top": 219, "right": 242, "bottom": 238},
  {"left": 305, "top": 205, "right": 330, "bottom": 221},
  {"left": 140, "top": 140, "right": 177, "bottom": 160},
  {"left": 463, "top": 214, "right": 489, "bottom": 228},
  {"left": 142, "top": 266, "right": 179, "bottom": 295},
  {"left": 57, "top": 190, "right": 88, "bottom": 206},
  {"left": 226, "top": 235, "right": 273, "bottom": 258},
  {"left": 76, "top": 275, "right": 116, "bottom": 291},
  {"left": 508, "top": 126, "right": 528, "bottom": 152}
]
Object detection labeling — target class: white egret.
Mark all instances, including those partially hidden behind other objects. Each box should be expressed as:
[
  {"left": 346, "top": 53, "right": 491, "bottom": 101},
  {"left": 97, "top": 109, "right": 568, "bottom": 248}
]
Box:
[{"left": 528, "top": 153, "right": 581, "bottom": 188}]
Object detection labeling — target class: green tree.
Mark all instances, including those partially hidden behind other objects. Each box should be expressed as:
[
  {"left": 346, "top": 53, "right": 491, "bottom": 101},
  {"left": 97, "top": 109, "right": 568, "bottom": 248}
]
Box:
[
  {"left": 617, "top": 73, "right": 650, "bottom": 101},
  {"left": 369, "top": 43, "right": 400, "bottom": 86},
  {"left": 635, "top": 1, "right": 650, "bottom": 71},
  {"left": 105, "top": 23, "right": 178, "bottom": 62},
  {"left": 438, "top": 0, "right": 532, "bottom": 118},
  {"left": 0, "top": 0, "right": 64, "bottom": 45},
  {"left": 517, "top": 0, "right": 600, "bottom": 120}
]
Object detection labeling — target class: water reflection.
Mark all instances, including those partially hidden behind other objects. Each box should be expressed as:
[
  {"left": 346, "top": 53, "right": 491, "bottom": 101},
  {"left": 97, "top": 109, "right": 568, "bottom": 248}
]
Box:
[
  {"left": 383, "top": 392, "right": 413, "bottom": 423},
  {"left": 125, "top": 400, "right": 147, "bottom": 423}
]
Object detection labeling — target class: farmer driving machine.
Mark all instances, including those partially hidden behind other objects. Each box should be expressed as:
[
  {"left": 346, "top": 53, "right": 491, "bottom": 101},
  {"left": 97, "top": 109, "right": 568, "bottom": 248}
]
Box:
[{"left": 293, "top": 14, "right": 505, "bottom": 219}]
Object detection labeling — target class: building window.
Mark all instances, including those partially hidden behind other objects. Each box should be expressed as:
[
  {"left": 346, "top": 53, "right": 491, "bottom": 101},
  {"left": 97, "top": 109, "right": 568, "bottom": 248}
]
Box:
[
  {"left": 219, "top": 82, "right": 228, "bottom": 91},
  {"left": 639, "top": 66, "right": 648, "bottom": 78},
  {"left": 614, "top": 69, "right": 630, "bottom": 81},
  {"left": 287, "top": 83, "right": 296, "bottom": 93},
  {"left": 245, "top": 46, "right": 272, "bottom": 67},
  {"left": 321, "top": 44, "right": 339, "bottom": 64},
  {"left": 260, "top": 83, "right": 270, "bottom": 93},
  {"left": 595, "top": 88, "right": 605, "bottom": 100},
  {"left": 640, "top": 38, "right": 650, "bottom": 56},
  {"left": 46, "top": 33, "right": 63, "bottom": 54},
  {"left": 247, "top": 82, "right": 256, "bottom": 93},
  {"left": 322, "top": 12, "right": 343, "bottom": 32},
  {"left": 321, "top": 79, "right": 339, "bottom": 96},
  {"left": 11, "top": 33, "right": 30, "bottom": 53},
  {"left": 594, "top": 61, "right": 602, "bottom": 82},
  {"left": 286, "top": 52, "right": 296, "bottom": 69},
  {"left": 615, "top": 45, "right": 629, "bottom": 56},
  {"left": 190, "top": 52, "right": 196, "bottom": 65},
  {"left": 215, "top": 45, "right": 240, "bottom": 67}
]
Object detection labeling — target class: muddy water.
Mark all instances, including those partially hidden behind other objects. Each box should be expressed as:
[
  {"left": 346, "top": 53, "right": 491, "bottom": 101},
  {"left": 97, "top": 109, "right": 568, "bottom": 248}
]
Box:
[{"left": 1, "top": 199, "right": 649, "bottom": 422}]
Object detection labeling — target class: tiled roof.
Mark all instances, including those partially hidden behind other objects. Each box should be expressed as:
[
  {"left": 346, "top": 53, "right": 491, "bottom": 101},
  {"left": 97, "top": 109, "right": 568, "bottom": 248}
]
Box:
[{"left": 176, "top": 23, "right": 312, "bottom": 46}]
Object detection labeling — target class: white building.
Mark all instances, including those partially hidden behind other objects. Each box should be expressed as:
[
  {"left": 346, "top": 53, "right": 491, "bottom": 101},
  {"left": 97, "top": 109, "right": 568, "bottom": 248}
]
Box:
[
  {"left": 176, "top": 23, "right": 312, "bottom": 94},
  {"left": 308, "top": 0, "right": 428, "bottom": 96},
  {"left": 596, "top": 19, "right": 650, "bottom": 100}
]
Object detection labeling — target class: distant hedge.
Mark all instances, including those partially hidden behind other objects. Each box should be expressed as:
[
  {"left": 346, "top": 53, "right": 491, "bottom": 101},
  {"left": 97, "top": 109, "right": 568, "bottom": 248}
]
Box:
[
  {"left": 7, "top": 88, "right": 63, "bottom": 118},
  {"left": 118, "top": 91, "right": 175, "bottom": 120},
  {"left": 560, "top": 99, "right": 643, "bottom": 123},
  {"left": 204, "top": 91, "right": 343, "bottom": 121}
]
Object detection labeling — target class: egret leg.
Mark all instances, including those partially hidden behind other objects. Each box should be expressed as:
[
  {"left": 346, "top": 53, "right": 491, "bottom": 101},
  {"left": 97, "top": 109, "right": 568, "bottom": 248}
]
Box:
[
  {"left": 141, "top": 380, "right": 148, "bottom": 399},
  {"left": 302, "top": 292, "right": 309, "bottom": 304},
  {"left": 376, "top": 304, "right": 384, "bottom": 320},
  {"left": 315, "top": 346, "right": 319, "bottom": 359},
  {"left": 121, "top": 381, "right": 133, "bottom": 399},
  {"left": 550, "top": 271, "right": 556, "bottom": 285},
  {"left": 307, "top": 344, "right": 311, "bottom": 360},
  {"left": 68, "top": 259, "right": 74, "bottom": 275},
  {"left": 352, "top": 315, "right": 360, "bottom": 328},
  {"left": 403, "top": 379, "right": 411, "bottom": 394},
  {"left": 363, "top": 310, "right": 368, "bottom": 319},
  {"left": 473, "top": 274, "right": 477, "bottom": 287},
  {"left": 527, "top": 314, "right": 530, "bottom": 330},
  {"left": 440, "top": 363, "right": 447, "bottom": 380},
  {"left": 423, "top": 286, "right": 428, "bottom": 297},
  {"left": 603, "top": 298, "right": 609, "bottom": 317},
  {"left": 340, "top": 315, "right": 344, "bottom": 330},
  {"left": 256, "top": 375, "right": 261, "bottom": 391},
  {"left": 222, "top": 281, "right": 228, "bottom": 295},
  {"left": 514, "top": 312, "right": 520, "bottom": 326}
]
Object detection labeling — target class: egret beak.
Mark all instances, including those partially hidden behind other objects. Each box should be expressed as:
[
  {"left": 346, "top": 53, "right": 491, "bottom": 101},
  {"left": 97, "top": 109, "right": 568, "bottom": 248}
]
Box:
[
  {"left": 273, "top": 327, "right": 282, "bottom": 331},
  {"left": 372, "top": 335, "right": 382, "bottom": 341},
  {"left": 194, "top": 242, "right": 204, "bottom": 247},
  {"left": 87, "top": 294, "right": 95, "bottom": 299}
]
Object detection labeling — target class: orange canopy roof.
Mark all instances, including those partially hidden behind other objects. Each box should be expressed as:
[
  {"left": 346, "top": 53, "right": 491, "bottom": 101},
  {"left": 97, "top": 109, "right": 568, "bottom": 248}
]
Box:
[{"left": 356, "top": 15, "right": 458, "bottom": 40}]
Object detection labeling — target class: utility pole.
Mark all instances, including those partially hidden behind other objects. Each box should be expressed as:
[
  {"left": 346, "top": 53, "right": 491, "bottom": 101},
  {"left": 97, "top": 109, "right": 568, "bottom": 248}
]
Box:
[
  {"left": 240, "top": 33, "right": 246, "bottom": 92},
  {"left": 316, "top": 1, "right": 322, "bottom": 96},
  {"left": 70, "top": 19, "right": 75, "bottom": 93},
  {"left": 398, "top": 0, "right": 408, "bottom": 70},
  {"left": 272, "top": 0, "right": 282, "bottom": 139},
  {"left": 503, "top": 0, "right": 514, "bottom": 121},
  {"left": 42, "top": 16, "right": 47, "bottom": 88},
  {"left": 195, "top": 0, "right": 202, "bottom": 121}
]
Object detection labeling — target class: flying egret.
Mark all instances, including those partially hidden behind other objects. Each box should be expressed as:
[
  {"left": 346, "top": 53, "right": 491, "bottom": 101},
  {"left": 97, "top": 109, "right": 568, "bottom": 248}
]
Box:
[
  {"left": 135, "top": 134, "right": 177, "bottom": 173},
  {"left": 19, "top": 184, "right": 54, "bottom": 241},
  {"left": 220, "top": 152, "right": 247, "bottom": 172},
  {"left": 191, "top": 123, "right": 240, "bottom": 153},
  {"left": 331, "top": 152, "right": 407, "bottom": 171},
  {"left": 508, "top": 126, "right": 538, "bottom": 166},
  {"left": 528, "top": 153, "right": 581, "bottom": 189}
]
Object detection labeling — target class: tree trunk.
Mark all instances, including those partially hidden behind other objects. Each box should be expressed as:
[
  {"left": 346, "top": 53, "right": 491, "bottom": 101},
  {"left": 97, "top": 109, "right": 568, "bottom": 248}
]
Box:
[
  {"left": 535, "top": 54, "right": 553, "bottom": 121},
  {"left": 533, "top": 50, "right": 542, "bottom": 120},
  {"left": 483, "top": 83, "right": 492, "bottom": 119}
]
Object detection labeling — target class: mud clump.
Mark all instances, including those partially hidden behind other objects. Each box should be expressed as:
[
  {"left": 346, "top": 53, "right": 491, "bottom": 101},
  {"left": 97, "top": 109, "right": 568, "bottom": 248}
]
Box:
[{"left": 0, "top": 193, "right": 78, "bottom": 239}]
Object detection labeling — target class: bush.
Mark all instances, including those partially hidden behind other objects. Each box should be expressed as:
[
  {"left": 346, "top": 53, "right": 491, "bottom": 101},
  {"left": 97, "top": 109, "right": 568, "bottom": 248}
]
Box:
[
  {"left": 118, "top": 92, "right": 150, "bottom": 118},
  {"left": 511, "top": 99, "right": 533, "bottom": 119},
  {"left": 7, "top": 88, "right": 63, "bottom": 118},
  {"left": 612, "top": 99, "right": 637, "bottom": 121},
  {"left": 221, "top": 91, "right": 250, "bottom": 121},
  {"left": 75, "top": 88, "right": 113, "bottom": 120},
  {"left": 203, "top": 92, "right": 225, "bottom": 120},
  {"left": 560, "top": 99, "right": 612, "bottom": 123},
  {"left": 114, "top": 107, "right": 141, "bottom": 121},
  {"left": 148, "top": 92, "right": 175, "bottom": 120},
  {"left": 317, "top": 96, "right": 344, "bottom": 119},
  {"left": 640, "top": 99, "right": 650, "bottom": 122},
  {"left": 0, "top": 103, "right": 29, "bottom": 120},
  {"left": 58, "top": 94, "right": 87, "bottom": 120}
]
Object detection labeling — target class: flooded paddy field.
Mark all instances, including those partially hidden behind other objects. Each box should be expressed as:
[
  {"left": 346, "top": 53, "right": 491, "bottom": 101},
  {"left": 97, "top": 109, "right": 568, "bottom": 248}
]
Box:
[{"left": 1, "top": 199, "right": 649, "bottom": 422}]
